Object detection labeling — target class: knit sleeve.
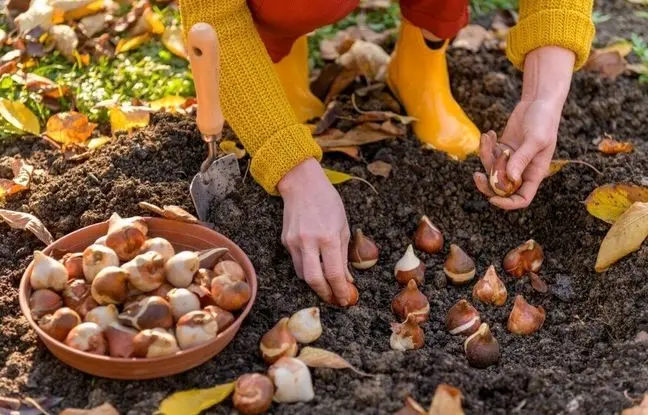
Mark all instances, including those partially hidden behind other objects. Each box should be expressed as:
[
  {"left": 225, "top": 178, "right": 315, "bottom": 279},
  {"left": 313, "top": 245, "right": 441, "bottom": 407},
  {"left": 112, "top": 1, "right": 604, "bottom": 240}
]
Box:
[
  {"left": 179, "top": 0, "right": 323, "bottom": 195},
  {"left": 506, "top": 0, "right": 595, "bottom": 71}
]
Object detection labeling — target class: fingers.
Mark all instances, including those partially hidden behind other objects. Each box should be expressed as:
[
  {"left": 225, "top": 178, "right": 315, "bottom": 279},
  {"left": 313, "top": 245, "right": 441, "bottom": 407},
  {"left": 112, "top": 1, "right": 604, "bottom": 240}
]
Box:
[
  {"left": 479, "top": 131, "right": 498, "bottom": 171},
  {"left": 506, "top": 138, "right": 543, "bottom": 183},
  {"left": 321, "top": 239, "right": 350, "bottom": 306},
  {"left": 302, "top": 244, "right": 334, "bottom": 303},
  {"left": 473, "top": 172, "right": 496, "bottom": 198},
  {"left": 489, "top": 178, "right": 541, "bottom": 210}
]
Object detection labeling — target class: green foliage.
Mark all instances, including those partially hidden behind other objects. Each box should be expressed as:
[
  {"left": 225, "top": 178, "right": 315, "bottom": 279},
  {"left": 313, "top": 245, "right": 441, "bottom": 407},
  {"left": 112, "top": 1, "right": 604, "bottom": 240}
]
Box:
[
  {"left": 470, "top": 0, "right": 518, "bottom": 17},
  {"left": 631, "top": 33, "right": 648, "bottom": 83},
  {"left": 592, "top": 11, "right": 611, "bottom": 24}
]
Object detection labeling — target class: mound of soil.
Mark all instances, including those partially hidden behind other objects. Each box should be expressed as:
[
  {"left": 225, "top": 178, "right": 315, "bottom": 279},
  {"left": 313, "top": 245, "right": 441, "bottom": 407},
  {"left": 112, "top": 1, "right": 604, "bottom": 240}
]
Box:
[{"left": 2, "top": 4, "right": 648, "bottom": 414}]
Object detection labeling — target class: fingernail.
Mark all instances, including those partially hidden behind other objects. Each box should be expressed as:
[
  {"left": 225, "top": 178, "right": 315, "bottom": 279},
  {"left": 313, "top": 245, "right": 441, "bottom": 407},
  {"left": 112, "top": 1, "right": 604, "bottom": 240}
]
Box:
[{"left": 339, "top": 298, "right": 349, "bottom": 307}]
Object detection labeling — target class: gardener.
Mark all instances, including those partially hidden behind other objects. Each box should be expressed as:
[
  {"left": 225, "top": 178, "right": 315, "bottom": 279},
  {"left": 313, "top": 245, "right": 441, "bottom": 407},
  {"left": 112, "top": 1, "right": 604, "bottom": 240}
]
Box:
[{"left": 179, "top": 0, "right": 594, "bottom": 305}]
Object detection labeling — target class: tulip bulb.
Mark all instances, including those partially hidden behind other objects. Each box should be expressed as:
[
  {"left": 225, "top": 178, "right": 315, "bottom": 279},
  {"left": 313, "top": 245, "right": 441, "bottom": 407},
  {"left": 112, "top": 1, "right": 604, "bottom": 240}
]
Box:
[
  {"left": 267, "top": 357, "right": 314, "bottom": 403},
  {"left": 472, "top": 265, "right": 507, "bottom": 306},
  {"left": 61, "top": 253, "right": 84, "bottom": 280},
  {"left": 150, "top": 283, "right": 174, "bottom": 299},
  {"left": 133, "top": 328, "right": 179, "bottom": 358},
  {"left": 122, "top": 251, "right": 166, "bottom": 292},
  {"left": 395, "top": 396, "right": 427, "bottom": 415},
  {"left": 348, "top": 229, "right": 379, "bottom": 269},
  {"left": 391, "top": 279, "right": 430, "bottom": 323},
  {"left": 84, "top": 304, "right": 118, "bottom": 330},
  {"left": 165, "top": 251, "right": 199, "bottom": 288},
  {"left": 413, "top": 216, "right": 444, "bottom": 254},
  {"left": 503, "top": 240, "right": 544, "bottom": 278},
  {"left": 29, "top": 288, "right": 63, "bottom": 319},
  {"left": 444, "top": 244, "right": 476, "bottom": 285},
  {"left": 176, "top": 310, "right": 219, "bottom": 350},
  {"left": 529, "top": 272, "right": 548, "bottom": 293},
  {"left": 64, "top": 322, "right": 106, "bottom": 355},
  {"left": 38, "top": 307, "right": 81, "bottom": 341},
  {"left": 287, "top": 307, "right": 322, "bottom": 344},
  {"left": 489, "top": 147, "right": 522, "bottom": 196},
  {"left": 233, "top": 373, "right": 275, "bottom": 415},
  {"left": 260, "top": 317, "right": 298, "bottom": 364},
  {"left": 139, "top": 237, "right": 175, "bottom": 262},
  {"left": 82, "top": 244, "right": 119, "bottom": 283},
  {"left": 446, "top": 299, "right": 481, "bottom": 335},
  {"left": 390, "top": 314, "right": 424, "bottom": 351},
  {"left": 333, "top": 281, "right": 360, "bottom": 307},
  {"left": 105, "top": 213, "right": 148, "bottom": 261},
  {"left": 464, "top": 323, "right": 500, "bottom": 368},
  {"left": 62, "top": 279, "right": 97, "bottom": 318},
  {"left": 91, "top": 266, "right": 128, "bottom": 305},
  {"left": 429, "top": 384, "right": 464, "bottom": 415},
  {"left": 168, "top": 288, "right": 201, "bottom": 320},
  {"left": 203, "top": 305, "right": 235, "bottom": 332},
  {"left": 507, "top": 295, "right": 545, "bottom": 335},
  {"left": 30, "top": 251, "right": 68, "bottom": 291},
  {"left": 394, "top": 245, "right": 425, "bottom": 286},
  {"left": 119, "top": 296, "right": 174, "bottom": 330},
  {"left": 211, "top": 273, "right": 251, "bottom": 311},
  {"left": 104, "top": 322, "right": 138, "bottom": 358},
  {"left": 213, "top": 260, "right": 246, "bottom": 281}
]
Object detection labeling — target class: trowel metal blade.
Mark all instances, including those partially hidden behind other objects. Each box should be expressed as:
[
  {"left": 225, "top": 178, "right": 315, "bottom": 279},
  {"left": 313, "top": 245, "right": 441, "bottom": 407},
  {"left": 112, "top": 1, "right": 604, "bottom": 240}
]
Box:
[{"left": 190, "top": 153, "right": 241, "bottom": 222}]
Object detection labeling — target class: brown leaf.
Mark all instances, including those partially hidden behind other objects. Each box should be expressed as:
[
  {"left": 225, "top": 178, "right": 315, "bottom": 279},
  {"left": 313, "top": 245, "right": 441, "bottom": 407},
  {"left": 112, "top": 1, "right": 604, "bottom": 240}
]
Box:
[
  {"left": 297, "top": 346, "right": 373, "bottom": 377},
  {"left": 316, "top": 122, "right": 401, "bottom": 148},
  {"left": 314, "top": 101, "right": 341, "bottom": 135},
  {"left": 325, "top": 146, "right": 361, "bottom": 160},
  {"left": 585, "top": 184, "right": 648, "bottom": 224},
  {"left": 60, "top": 402, "right": 120, "bottom": 415},
  {"left": 46, "top": 111, "right": 97, "bottom": 146},
  {"left": 452, "top": 25, "right": 492, "bottom": 52},
  {"left": 595, "top": 202, "right": 648, "bottom": 272},
  {"left": 161, "top": 25, "right": 188, "bottom": 60},
  {"left": 49, "top": 24, "right": 79, "bottom": 60},
  {"left": 325, "top": 68, "right": 358, "bottom": 104},
  {"left": 310, "top": 63, "right": 344, "bottom": 101},
  {"left": 138, "top": 201, "right": 199, "bottom": 224},
  {"left": 113, "top": 0, "right": 147, "bottom": 33},
  {"left": 319, "top": 28, "right": 361, "bottom": 60},
  {"left": 584, "top": 49, "right": 627, "bottom": 79},
  {"left": 25, "top": 73, "right": 69, "bottom": 99},
  {"left": 82, "top": 33, "right": 115, "bottom": 59},
  {"left": 336, "top": 40, "right": 390, "bottom": 82},
  {"left": 0, "top": 60, "right": 18, "bottom": 76},
  {"left": 367, "top": 160, "right": 392, "bottom": 178},
  {"left": 79, "top": 12, "right": 110, "bottom": 38},
  {"left": 622, "top": 395, "right": 648, "bottom": 415},
  {"left": 598, "top": 137, "right": 634, "bottom": 154},
  {"left": 12, "top": 158, "right": 34, "bottom": 188},
  {"left": 428, "top": 384, "right": 464, "bottom": 415},
  {"left": 0, "top": 209, "right": 54, "bottom": 245}
]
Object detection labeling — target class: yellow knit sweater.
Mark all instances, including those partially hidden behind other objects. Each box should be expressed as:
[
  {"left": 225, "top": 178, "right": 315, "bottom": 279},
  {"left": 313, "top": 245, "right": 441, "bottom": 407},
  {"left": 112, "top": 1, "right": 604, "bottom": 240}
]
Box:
[{"left": 179, "top": 0, "right": 594, "bottom": 195}]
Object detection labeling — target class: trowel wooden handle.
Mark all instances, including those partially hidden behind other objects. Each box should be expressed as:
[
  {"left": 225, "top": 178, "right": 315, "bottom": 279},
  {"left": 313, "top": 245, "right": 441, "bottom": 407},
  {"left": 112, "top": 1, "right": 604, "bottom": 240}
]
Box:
[{"left": 188, "top": 23, "right": 224, "bottom": 136}]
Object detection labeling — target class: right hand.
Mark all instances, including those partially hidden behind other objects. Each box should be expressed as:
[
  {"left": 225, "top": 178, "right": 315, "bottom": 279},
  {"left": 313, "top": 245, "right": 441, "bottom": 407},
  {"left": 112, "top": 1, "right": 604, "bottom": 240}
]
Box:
[{"left": 277, "top": 158, "right": 351, "bottom": 306}]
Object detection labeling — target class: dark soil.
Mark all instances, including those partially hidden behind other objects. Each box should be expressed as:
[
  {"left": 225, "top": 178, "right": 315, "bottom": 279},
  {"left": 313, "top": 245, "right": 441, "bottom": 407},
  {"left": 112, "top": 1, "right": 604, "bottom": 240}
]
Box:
[{"left": 2, "top": 2, "right": 648, "bottom": 414}]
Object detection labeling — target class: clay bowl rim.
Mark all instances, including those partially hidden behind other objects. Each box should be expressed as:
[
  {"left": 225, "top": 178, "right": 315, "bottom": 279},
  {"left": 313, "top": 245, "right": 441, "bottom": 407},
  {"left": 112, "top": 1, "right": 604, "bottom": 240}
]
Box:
[{"left": 18, "top": 217, "right": 257, "bottom": 364}]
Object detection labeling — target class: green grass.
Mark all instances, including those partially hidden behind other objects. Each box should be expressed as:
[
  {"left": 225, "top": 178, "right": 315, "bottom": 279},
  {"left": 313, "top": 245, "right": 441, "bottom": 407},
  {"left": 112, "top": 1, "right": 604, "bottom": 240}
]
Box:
[
  {"left": 592, "top": 11, "right": 611, "bottom": 25},
  {"left": 470, "top": 0, "right": 518, "bottom": 17},
  {"left": 631, "top": 33, "right": 648, "bottom": 83}
]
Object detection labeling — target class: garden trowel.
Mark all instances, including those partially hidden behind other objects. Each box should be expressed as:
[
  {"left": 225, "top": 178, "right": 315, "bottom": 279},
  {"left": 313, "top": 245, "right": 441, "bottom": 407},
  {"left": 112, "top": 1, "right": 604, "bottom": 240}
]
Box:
[{"left": 188, "top": 23, "right": 240, "bottom": 222}]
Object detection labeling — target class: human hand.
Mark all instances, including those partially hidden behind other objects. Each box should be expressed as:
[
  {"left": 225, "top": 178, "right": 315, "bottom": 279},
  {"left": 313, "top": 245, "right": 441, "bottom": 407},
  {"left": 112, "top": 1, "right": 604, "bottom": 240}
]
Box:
[
  {"left": 473, "top": 46, "right": 576, "bottom": 210},
  {"left": 277, "top": 158, "right": 352, "bottom": 305}
]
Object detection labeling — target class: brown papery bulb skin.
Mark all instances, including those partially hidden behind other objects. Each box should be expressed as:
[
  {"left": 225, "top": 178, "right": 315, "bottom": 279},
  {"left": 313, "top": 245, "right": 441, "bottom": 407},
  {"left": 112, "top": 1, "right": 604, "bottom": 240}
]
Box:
[
  {"left": 233, "top": 373, "right": 275, "bottom": 415},
  {"left": 61, "top": 253, "right": 84, "bottom": 280},
  {"left": 413, "top": 216, "right": 444, "bottom": 254},
  {"left": 489, "top": 147, "right": 521, "bottom": 196},
  {"left": 211, "top": 274, "right": 251, "bottom": 311},
  {"left": 464, "top": 323, "right": 500, "bottom": 368},
  {"left": 203, "top": 305, "right": 235, "bottom": 332},
  {"left": 348, "top": 229, "right": 379, "bottom": 270},
  {"left": 390, "top": 314, "right": 424, "bottom": 351},
  {"left": 213, "top": 260, "right": 246, "bottom": 281},
  {"left": 62, "top": 279, "right": 98, "bottom": 318},
  {"left": 529, "top": 272, "right": 548, "bottom": 293},
  {"left": 394, "top": 245, "right": 425, "bottom": 286},
  {"left": 472, "top": 265, "right": 508, "bottom": 306},
  {"left": 391, "top": 279, "right": 430, "bottom": 323},
  {"left": 443, "top": 244, "right": 476, "bottom": 285},
  {"left": 38, "top": 307, "right": 81, "bottom": 341},
  {"left": 508, "top": 295, "right": 545, "bottom": 335},
  {"left": 105, "top": 213, "right": 148, "bottom": 261},
  {"left": 446, "top": 299, "right": 481, "bottom": 336},
  {"left": 259, "top": 317, "right": 298, "bottom": 364},
  {"left": 503, "top": 239, "right": 544, "bottom": 278},
  {"left": 29, "top": 289, "right": 63, "bottom": 319}
]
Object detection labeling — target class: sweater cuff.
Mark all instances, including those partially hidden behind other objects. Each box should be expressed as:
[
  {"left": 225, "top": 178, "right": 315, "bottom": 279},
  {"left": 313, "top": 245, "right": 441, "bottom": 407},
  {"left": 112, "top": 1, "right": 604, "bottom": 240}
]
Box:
[
  {"left": 251, "top": 124, "right": 323, "bottom": 195},
  {"left": 506, "top": 9, "right": 595, "bottom": 71}
]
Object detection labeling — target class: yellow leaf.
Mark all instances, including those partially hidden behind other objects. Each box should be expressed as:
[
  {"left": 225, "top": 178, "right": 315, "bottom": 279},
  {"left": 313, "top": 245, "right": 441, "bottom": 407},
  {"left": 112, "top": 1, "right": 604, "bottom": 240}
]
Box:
[
  {"left": 219, "top": 140, "right": 246, "bottom": 159},
  {"left": 158, "top": 382, "right": 235, "bottom": 415},
  {"left": 116, "top": 32, "right": 151, "bottom": 54},
  {"left": 324, "top": 168, "right": 353, "bottom": 184},
  {"left": 162, "top": 26, "right": 188, "bottom": 60},
  {"left": 87, "top": 136, "right": 111, "bottom": 150},
  {"left": 46, "top": 111, "right": 96, "bottom": 145},
  {"left": 143, "top": 8, "right": 165, "bottom": 35},
  {"left": 585, "top": 184, "right": 648, "bottom": 224},
  {"left": 600, "top": 39, "right": 633, "bottom": 58},
  {"left": 547, "top": 160, "right": 570, "bottom": 177},
  {"left": 63, "top": 0, "right": 104, "bottom": 21},
  {"left": 149, "top": 96, "right": 187, "bottom": 112},
  {"left": 297, "top": 347, "right": 373, "bottom": 376},
  {"left": 0, "top": 99, "right": 41, "bottom": 135},
  {"left": 595, "top": 202, "right": 648, "bottom": 272},
  {"left": 109, "top": 106, "right": 151, "bottom": 134}
]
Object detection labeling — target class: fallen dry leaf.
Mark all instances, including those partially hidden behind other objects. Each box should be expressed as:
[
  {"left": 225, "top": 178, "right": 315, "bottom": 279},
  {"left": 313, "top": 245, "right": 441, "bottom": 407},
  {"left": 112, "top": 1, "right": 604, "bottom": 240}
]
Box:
[
  {"left": 143, "top": 8, "right": 165, "bottom": 34},
  {"left": 113, "top": 0, "right": 147, "bottom": 32},
  {"left": 297, "top": 346, "right": 373, "bottom": 376},
  {"left": 584, "top": 48, "right": 627, "bottom": 79},
  {"left": 395, "top": 396, "right": 427, "bottom": 415},
  {"left": 314, "top": 101, "right": 342, "bottom": 135},
  {"left": 138, "top": 202, "right": 199, "bottom": 224},
  {"left": 622, "top": 394, "right": 648, "bottom": 415},
  {"left": 12, "top": 158, "right": 34, "bottom": 189},
  {"left": 60, "top": 402, "right": 119, "bottom": 415},
  {"left": 545, "top": 159, "right": 602, "bottom": 178},
  {"left": 598, "top": 137, "right": 634, "bottom": 154},
  {"left": 320, "top": 28, "right": 361, "bottom": 60},
  {"left": 452, "top": 24, "right": 492, "bottom": 52},
  {"left": 162, "top": 25, "right": 188, "bottom": 60},
  {"left": 109, "top": 106, "right": 151, "bottom": 134},
  {"left": 529, "top": 272, "right": 548, "bottom": 293},
  {"left": 367, "top": 160, "right": 392, "bottom": 178},
  {"left": 358, "top": 0, "right": 391, "bottom": 8},
  {"left": 324, "top": 168, "right": 378, "bottom": 194},
  {"left": 586, "top": 184, "right": 648, "bottom": 224},
  {"left": 49, "top": 24, "right": 78, "bottom": 60},
  {"left": 316, "top": 122, "right": 403, "bottom": 148},
  {"left": 0, "top": 60, "right": 18, "bottom": 76},
  {"left": 79, "top": 12, "right": 110, "bottom": 38},
  {"left": 63, "top": 0, "right": 104, "bottom": 21},
  {"left": 14, "top": 0, "right": 54, "bottom": 34},
  {"left": 595, "top": 201, "right": 648, "bottom": 272},
  {"left": 325, "top": 146, "right": 361, "bottom": 160},
  {"left": 149, "top": 96, "right": 188, "bottom": 112},
  {"left": 219, "top": 140, "right": 246, "bottom": 159},
  {"left": 1, "top": 396, "right": 63, "bottom": 415},
  {"left": 336, "top": 40, "right": 390, "bottom": 82},
  {"left": 87, "top": 136, "right": 111, "bottom": 150},
  {"left": 25, "top": 73, "right": 69, "bottom": 99},
  {"left": 45, "top": 111, "right": 96, "bottom": 145},
  {"left": 599, "top": 39, "right": 633, "bottom": 57},
  {"left": 116, "top": 32, "right": 151, "bottom": 54},
  {"left": 0, "top": 209, "right": 54, "bottom": 245},
  {"left": 428, "top": 384, "right": 464, "bottom": 415},
  {"left": 0, "top": 99, "right": 41, "bottom": 135},
  {"left": 311, "top": 63, "right": 344, "bottom": 101},
  {"left": 157, "top": 382, "right": 235, "bottom": 415},
  {"left": 325, "top": 67, "right": 358, "bottom": 103}
]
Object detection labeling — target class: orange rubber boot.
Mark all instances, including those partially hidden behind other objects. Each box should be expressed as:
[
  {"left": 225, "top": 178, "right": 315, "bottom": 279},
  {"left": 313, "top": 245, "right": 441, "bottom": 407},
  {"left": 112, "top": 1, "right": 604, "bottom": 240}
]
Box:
[
  {"left": 273, "top": 36, "right": 325, "bottom": 123},
  {"left": 387, "top": 20, "right": 480, "bottom": 160}
]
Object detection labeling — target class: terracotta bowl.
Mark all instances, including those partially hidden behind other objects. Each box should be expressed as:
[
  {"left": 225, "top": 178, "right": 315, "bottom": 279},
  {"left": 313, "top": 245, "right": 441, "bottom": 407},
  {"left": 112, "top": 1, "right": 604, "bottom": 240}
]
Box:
[{"left": 18, "top": 218, "right": 257, "bottom": 380}]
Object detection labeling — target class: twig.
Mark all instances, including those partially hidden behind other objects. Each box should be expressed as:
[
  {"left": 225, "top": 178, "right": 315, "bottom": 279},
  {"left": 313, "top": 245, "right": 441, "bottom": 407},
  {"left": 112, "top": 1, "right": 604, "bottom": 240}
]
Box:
[
  {"left": 351, "top": 93, "right": 369, "bottom": 114},
  {"left": 242, "top": 159, "right": 251, "bottom": 186},
  {"left": 567, "top": 160, "right": 603, "bottom": 175},
  {"left": 350, "top": 177, "right": 378, "bottom": 194}
]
